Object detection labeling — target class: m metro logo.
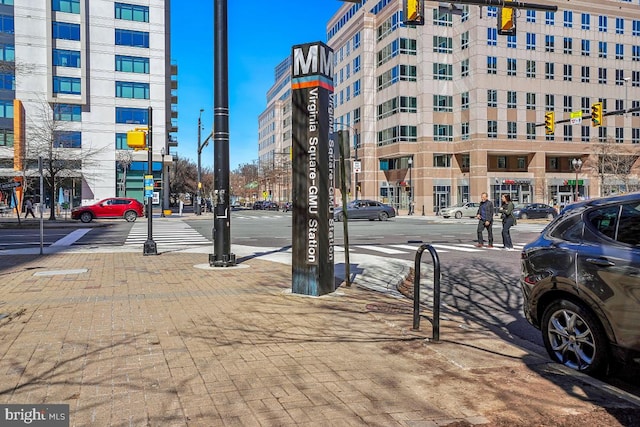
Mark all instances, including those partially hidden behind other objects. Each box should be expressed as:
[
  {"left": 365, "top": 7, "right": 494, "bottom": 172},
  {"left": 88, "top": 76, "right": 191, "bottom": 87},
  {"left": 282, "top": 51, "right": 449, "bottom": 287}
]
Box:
[{"left": 292, "top": 42, "right": 334, "bottom": 91}]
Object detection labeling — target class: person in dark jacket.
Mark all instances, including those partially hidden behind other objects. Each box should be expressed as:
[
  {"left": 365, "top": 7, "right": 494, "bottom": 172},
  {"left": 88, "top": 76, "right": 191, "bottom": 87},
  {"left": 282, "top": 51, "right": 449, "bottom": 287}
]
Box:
[
  {"left": 475, "top": 192, "right": 494, "bottom": 247},
  {"left": 498, "top": 194, "right": 516, "bottom": 250}
]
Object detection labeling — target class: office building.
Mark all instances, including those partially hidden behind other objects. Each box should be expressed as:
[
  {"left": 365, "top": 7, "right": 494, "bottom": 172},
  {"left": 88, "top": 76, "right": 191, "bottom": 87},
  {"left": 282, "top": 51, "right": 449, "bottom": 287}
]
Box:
[
  {"left": 327, "top": 0, "right": 640, "bottom": 214},
  {"left": 0, "top": 0, "right": 175, "bottom": 209}
]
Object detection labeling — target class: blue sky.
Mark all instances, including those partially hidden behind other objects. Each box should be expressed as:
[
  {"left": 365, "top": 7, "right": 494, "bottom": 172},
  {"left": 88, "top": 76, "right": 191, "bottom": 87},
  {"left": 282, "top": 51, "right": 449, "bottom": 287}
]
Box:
[{"left": 171, "top": 1, "right": 344, "bottom": 171}]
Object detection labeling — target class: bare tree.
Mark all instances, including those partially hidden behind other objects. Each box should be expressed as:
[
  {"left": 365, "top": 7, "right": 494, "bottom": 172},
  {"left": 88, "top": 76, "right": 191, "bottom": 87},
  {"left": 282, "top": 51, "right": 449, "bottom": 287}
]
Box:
[
  {"left": 116, "top": 150, "right": 133, "bottom": 197},
  {"left": 26, "top": 100, "right": 106, "bottom": 220},
  {"left": 169, "top": 157, "right": 197, "bottom": 200},
  {"left": 586, "top": 138, "right": 640, "bottom": 196},
  {"left": 230, "top": 161, "right": 259, "bottom": 202}
]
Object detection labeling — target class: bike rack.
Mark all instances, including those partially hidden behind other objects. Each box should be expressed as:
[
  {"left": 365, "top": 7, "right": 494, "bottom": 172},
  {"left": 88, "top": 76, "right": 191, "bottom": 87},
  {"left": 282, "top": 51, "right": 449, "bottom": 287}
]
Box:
[{"left": 411, "top": 244, "right": 441, "bottom": 342}]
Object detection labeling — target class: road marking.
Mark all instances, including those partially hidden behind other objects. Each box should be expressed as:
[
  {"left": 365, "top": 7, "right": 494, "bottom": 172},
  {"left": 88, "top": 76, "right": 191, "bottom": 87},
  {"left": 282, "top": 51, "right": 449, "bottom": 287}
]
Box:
[
  {"left": 51, "top": 229, "right": 92, "bottom": 246},
  {"left": 389, "top": 244, "right": 450, "bottom": 253},
  {"left": 354, "top": 245, "right": 406, "bottom": 254},
  {"left": 430, "top": 244, "right": 482, "bottom": 252}
]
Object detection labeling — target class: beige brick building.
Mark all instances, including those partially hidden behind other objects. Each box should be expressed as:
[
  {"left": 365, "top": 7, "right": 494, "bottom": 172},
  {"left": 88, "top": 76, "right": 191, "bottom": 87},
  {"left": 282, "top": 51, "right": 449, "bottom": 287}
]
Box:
[{"left": 326, "top": 0, "right": 640, "bottom": 214}]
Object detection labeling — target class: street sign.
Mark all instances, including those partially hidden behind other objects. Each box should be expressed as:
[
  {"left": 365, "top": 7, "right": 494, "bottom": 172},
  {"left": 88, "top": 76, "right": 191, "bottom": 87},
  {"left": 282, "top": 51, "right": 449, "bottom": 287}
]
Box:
[
  {"left": 0, "top": 181, "right": 21, "bottom": 190},
  {"left": 353, "top": 161, "right": 361, "bottom": 173},
  {"left": 144, "top": 175, "right": 154, "bottom": 198},
  {"left": 570, "top": 111, "right": 582, "bottom": 125}
]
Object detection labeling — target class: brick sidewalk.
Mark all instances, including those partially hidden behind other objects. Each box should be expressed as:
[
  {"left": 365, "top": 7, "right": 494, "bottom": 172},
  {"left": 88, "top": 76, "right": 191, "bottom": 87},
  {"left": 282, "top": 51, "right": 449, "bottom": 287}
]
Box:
[{"left": 0, "top": 252, "right": 638, "bottom": 426}]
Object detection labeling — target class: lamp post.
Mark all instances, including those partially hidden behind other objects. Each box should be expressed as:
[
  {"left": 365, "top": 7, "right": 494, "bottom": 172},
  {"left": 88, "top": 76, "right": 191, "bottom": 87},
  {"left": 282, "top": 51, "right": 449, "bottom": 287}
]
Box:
[
  {"left": 624, "top": 76, "right": 631, "bottom": 117},
  {"left": 408, "top": 156, "right": 413, "bottom": 215},
  {"left": 571, "top": 158, "right": 582, "bottom": 202},
  {"left": 196, "top": 108, "right": 204, "bottom": 215}
]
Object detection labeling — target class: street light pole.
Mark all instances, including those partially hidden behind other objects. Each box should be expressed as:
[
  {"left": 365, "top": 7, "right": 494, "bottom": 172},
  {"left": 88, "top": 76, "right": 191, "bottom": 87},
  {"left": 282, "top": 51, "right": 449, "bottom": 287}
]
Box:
[
  {"left": 408, "top": 156, "right": 413, "bottom": 215},
  {"left": 571, "top": 158, "right": 582, "bottom": 202},
  {"left": 196, "top": 108, "right": 204, "bottom": 215}
]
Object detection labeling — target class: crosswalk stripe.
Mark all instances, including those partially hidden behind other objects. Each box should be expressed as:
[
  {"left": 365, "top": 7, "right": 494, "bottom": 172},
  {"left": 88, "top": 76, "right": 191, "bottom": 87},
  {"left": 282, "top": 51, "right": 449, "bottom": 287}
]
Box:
[
  {"left": 354, "top": 245, "right": 406, "bottom": 254},
  {"left": 430, "top": 244, "right": 482, "bottom": 252},
  {"left": 125, "top": 220, "right": 210, "bottom": 246},
  {"left": 388, "top": 244, "right": 450, "bottom": 253}
]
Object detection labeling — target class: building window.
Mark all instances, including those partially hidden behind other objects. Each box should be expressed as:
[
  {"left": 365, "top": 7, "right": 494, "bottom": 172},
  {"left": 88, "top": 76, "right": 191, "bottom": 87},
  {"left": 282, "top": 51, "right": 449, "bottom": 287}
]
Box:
[
  {"left": 507, "top": 122, "right": 517, "bottom": 139},
  {"left": 598, "top": 67, "right": 607, "bottom": 84},
  {"left": 115, "top": 29, "right": 149, "bottom": 48},
  {"left": 0, "top": 43, "right": 14, "bottom": 61},
  {"left": 0, "top": 99, "right": 12, "bottom": 118},
  {"left": 563, "top": 124, "right": 573, "bottom": 141},
  {"left": 634, "top": 20, "right": 640, "bottom": 36},
  {"left": 115, "top": 2, "right": 149, "bottom": 22},
  {"left": 433, "top": 36, "right": 452, "bottom": 53},
  {"left": 53, "top": 76, "right": 81, "bottom": 94},
  {"left": 433, "top": 154, "right": 452, "bottom": 168},
  {"left": 116, "top": 81, "right": 150, "bottom": 99},
  {"left": 433, "top": 8, "right": 453, "bottom": 27},
  {"left": 598, "top": 41, "right": 607, "bottom": 58},
  {"left": 545, "top": 11, "right": 555, "bottom": 26},
  {"left": 563, "top": 95, "right": 573, "bottom": 112},
  {"left": 353, "top": 79, "right": 360, "bottom": 97},
  {"left": 487, "top": 89, "right": 497, "bottom": 107},
  {"left": 563, "top": 10, "right": 573, "bottom": 27},
  {"left": 461, "top": 92, "right": 469, "bottom": 110},
  {"left": 115, "top": 55, "right": 149, "bottom": 73},
  {"left": 0, "top": 72, "right": 13, "bottom": 90},
  {"left": 433, "top": 95, "right": 453, "bottom": 112},
  {"left": 433, "top": 63, "right": 452, "bottom": 80},
  {"left": 53, "top": 131, "right": 81, "bottom": 148},
  {"left": 524, "top": 60, "right": 536, "bottom": 78},
  {"left": 545, "top": 62, "right": 554, "bottom": 79},
  {"left": 581, "top": 39, "right": 590, "bottom": 56},
  {"left": 581, "top": 126, "right": 590, "bottom": 142},
  {"left": 632, "top": 128, "right": 640, "bottom": 144},
  {"left": 545, "top": 94, "right": 555, "bottom": 109},
  {"left": 487, "top": 120, "right": 498, "bottom": 138},
  {"left": 487, "top": 56, "right": 497, "bottom": 74},
  {"left": 116, "top": 133, "right": 130, "bottom": 150},
  {"left": 615, "top": 69, "right": 625, "bottom": 86},
  {"left": 563, "top": 37, "right": 573, "bottom": 54},
  {"left": 507, "top": 58, "right": 516, "bottom": 76},
  {"left": 377, "top": 125, "right": 417, "bottom": 146},
  {"left": 563, "top": 64, "right": 572, "bottom": 81},
  {"left": 545, "top": 35, "right": 555, "bottom": 52},
  {"left": 582, "top": 13, "right": 590, "bottom": 30},
  {"left": 599, "top": 15, "right": 607, "bottom": 32},
  {"left": 115, "top": 107, "right": 148, "bottom": 124},
  {"left": 507, "top": 35, "right": 516, "bottom": 49},
  {"left": 526, "top": 92, "right": 536, "bottom": 110},
  {"left": 581, "top": 66, "right": 590, "bottom": 83},
  {"left": 517, "top": 157, "right": 526, "bottom": 169},
  {"left": 526, "top": 33, "right": 536, "bottom": 50},
  {"left": 507, "top": 91, "right": 517, "bottom": 108},
  {"left": 526, "top": 123, "right": 536, "bottom": 139},
  {"left": 633, "top": 45, "right": 640, "bottom": 61},
  {"left": 461, "top": 59, "right": 469, "bottom": 77},
  {"left": 53, "top": 0, "right": 80, "bottom": 14},
  {"left": 52, "top": 21, "right": 80, "bottom": 40},
  {"left": 0, "top": 129, "right": 13, "bottom": 147},
  {"left": 433, "top": 124, "right": 453, "bottom": 142},
  {"left": 461, "top": 31, "right": 469, "bottom": 50},
  {"left": 53, "top": 49, "right": 80, "bottom": 68},
  {"left": 53, "top": 104, "right": 81, "bottom": 121},
  {"left": 616, "top": 43, "right": 624, "bottom": 60},
  {"left": 461, "top": 122, "right": 469, "bottom": 140},
  {"left": 497, "top": 156, "right": 507, "bottom": 168},
  {"left": 615, "top": 127, "right": 624, "bottom": 143},
  {"left": 581, "top": 97, "right": 591, "bottom": 113},
  {"left": 526, "top": 10, "right": 536, "bottom": 23}
]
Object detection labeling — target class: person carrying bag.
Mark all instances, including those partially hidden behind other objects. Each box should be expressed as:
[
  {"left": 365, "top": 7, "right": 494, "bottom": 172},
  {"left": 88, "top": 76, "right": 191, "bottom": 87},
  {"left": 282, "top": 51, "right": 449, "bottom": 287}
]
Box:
[{"left": 499, "top": 194, "right": 516, "bottom": 250}]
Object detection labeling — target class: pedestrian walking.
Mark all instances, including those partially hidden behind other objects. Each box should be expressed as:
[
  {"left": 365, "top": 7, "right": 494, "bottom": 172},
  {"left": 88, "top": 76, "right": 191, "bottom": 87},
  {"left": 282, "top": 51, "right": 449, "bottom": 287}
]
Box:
[
  {"left": 498, "top": 194, "right": 516, "bottom": 250},
  {"left": 475, "top": 192, "right": 494, "bottom": 247},
  {"left": 24, "top": 197, "right": 36, "bottom": 218}
]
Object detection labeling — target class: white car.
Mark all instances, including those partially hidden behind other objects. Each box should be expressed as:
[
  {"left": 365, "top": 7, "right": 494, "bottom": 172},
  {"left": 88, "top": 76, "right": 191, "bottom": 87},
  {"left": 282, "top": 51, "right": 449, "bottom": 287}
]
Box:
[{"left": 440, "top": 202, "right": 480, "bottom": 219}]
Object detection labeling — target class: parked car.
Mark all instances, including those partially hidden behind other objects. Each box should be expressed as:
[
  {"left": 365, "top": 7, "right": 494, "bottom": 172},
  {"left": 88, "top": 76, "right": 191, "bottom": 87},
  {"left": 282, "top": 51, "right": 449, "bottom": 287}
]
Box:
[
  {"left": 71, "top": 197, "right": 144, "bottom": 223},
  {"left": 252, "top": 201, "right": 265, "bottom": 210},
  {"left": 512, "top": 203, "right": 557, "bottom": 220},
  {"left": 263, "top": 201, "right": 279, "bottom": 211},
  {"left": 334, "top": 199, "right": 396, "bottom": 221},
  {"left": 440, "top": 202, "right": 480, "bottom": 219},
  {"left": 520, "top": 192, "right": 640, "bottom": 374}
]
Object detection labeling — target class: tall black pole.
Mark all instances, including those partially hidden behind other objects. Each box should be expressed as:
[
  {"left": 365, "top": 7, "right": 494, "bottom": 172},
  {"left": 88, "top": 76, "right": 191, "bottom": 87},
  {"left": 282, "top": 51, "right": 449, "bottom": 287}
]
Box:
[
  {"left": 196, "top": 110, "right": 203, "bottom": 215},
  {"left": 143, "top": 106, "right": 157, "bottom": 255},
  {"left": 210, "top": 0, "right": 235, "bottom": 266}
]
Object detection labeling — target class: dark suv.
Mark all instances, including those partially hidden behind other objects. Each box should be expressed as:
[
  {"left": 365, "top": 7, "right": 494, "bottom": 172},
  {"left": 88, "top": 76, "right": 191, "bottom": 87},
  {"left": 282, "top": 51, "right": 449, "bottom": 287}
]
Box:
[{"left": 520, "top": 193, "right": 640, "bottom": 374}]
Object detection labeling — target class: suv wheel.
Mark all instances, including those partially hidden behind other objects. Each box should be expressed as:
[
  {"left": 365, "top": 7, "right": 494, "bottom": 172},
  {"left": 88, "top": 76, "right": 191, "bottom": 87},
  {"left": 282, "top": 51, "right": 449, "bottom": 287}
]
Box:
[{"left": 541, "top": 299, "right": 608, "bottom": 374}]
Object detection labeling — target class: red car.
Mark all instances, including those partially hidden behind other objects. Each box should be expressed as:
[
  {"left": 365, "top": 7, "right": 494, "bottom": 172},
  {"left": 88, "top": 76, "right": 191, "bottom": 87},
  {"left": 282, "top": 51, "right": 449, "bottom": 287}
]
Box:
[{"left": 71, "top": 197, "right": 144, "bottom": 223}]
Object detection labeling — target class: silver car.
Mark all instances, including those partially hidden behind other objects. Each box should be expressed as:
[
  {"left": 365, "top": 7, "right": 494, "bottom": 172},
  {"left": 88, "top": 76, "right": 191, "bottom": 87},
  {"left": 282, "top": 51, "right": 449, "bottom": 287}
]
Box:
[{"left": 440, "top": 202, "right": 480, "bottom": 219}]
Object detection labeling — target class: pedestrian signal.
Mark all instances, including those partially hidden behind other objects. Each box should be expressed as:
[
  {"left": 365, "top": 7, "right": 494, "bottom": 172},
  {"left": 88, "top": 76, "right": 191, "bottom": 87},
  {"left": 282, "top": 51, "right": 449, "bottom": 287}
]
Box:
[
  {"left": 127, "top": 130, "right": 147, "bottom": 150},
  {"left": 403, "top": 0, "right": 424, "bottom": 26},
  {"left": 591, "top": 102, "right": 603, "bottom": 127},
  {"left": 544, "top": 112, "right": 555, "bottom": 135}
]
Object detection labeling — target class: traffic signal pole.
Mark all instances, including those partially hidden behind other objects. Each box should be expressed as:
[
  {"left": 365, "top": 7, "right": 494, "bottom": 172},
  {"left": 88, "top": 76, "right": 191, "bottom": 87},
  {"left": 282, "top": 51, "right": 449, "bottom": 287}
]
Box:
[{"left": 210, "top": 0, "right": 235, "bottom": 267}]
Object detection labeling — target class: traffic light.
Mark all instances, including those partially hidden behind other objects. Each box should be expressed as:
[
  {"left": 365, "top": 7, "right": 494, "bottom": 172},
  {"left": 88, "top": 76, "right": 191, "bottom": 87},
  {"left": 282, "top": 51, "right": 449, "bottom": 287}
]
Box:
[
  {"left": 544, "top": 112, "right": 555, "bottom": 135},
  {"left": 403, "top": 0, "right": 424, "bottom": 26},
  {"left": 498, "top": 6, "right": 516, "bottom": 36},
  {"left": 591, "top": 102, "right": 603, "bottom": 127}
]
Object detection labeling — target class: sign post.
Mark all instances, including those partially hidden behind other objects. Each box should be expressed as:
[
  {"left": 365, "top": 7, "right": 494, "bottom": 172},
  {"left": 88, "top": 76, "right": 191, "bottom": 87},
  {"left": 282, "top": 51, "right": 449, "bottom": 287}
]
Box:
[{"left": 290, "top": 42, "right": 335, "bottom": 296}]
